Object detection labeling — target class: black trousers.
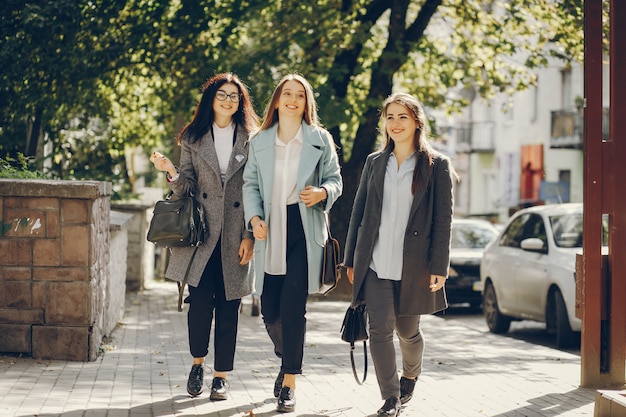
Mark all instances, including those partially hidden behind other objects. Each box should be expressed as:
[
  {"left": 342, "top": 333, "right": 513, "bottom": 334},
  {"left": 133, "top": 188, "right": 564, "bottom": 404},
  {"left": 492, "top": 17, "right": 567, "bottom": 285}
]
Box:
[
  {"left": 186, "top": 239, "right": 241, "bottom": 372},
  {"left": 261, "top": 204, "right": 309, "bottom": 375}
]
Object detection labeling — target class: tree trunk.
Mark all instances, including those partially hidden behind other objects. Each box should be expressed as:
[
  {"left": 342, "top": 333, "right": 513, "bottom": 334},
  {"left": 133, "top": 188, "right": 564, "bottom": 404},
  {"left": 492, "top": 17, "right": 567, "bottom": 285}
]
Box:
[{"left": 26, "top": 106, "right": 43, "bottom": 157}]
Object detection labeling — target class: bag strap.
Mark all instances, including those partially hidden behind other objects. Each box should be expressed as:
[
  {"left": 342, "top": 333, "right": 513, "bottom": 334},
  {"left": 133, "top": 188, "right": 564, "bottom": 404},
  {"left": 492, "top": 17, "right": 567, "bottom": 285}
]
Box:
[
  {"left": 177, "top": 246, "right": 199, "bottom": 312},
  {"left": 349, "top": 341, "right": 368, "bottom": 385},
  {"left": 324, "top": 211, "right": 333, "bottom": 239}
]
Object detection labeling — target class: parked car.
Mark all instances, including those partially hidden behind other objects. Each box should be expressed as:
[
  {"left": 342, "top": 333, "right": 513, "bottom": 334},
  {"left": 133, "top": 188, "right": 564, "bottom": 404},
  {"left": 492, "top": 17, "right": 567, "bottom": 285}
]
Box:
[
  {"left": 480, "top": 203, "right": 599, "bottom": 348},
  {"left": 446, "top": 218, "right": 500, "bottom": 308}
]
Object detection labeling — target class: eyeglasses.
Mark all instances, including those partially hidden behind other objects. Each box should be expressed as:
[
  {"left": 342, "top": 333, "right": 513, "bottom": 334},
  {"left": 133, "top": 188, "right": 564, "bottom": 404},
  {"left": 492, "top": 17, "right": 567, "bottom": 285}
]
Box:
[{"left": 215, "top": 90, "right": 241, "bottom": 103}]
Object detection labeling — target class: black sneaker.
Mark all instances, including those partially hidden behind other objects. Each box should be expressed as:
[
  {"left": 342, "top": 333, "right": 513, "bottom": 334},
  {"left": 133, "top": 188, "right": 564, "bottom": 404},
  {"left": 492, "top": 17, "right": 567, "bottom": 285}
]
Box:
[
  {"left": 399, "top": 376, "right": 416, "bottom": 404},
  {"left": 276, "top": 386, "right": 295, "bottom": 413},
  {"left": 186, "top": 364, "right": 204, "bottom": 396},
  {"left": 377, "top": 397, "right": 401, "bottom": 416},
  {"left": 209, "top": 376, "right": 229, "bottom": 401},
  {"left": 273, "top": 370, "right": 285, "bottom": 398}
]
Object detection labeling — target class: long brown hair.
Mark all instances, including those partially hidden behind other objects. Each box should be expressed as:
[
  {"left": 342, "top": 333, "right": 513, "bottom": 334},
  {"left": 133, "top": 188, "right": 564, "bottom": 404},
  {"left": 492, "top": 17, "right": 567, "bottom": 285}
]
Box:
[
  {"left": 258, "top": 74, "right": 320, "bottom": 131},
  {"left": 176, "top": 73, "right": 259, "bottom": 145},
  {"left": 381, "top": 93, "right": 457, "bottom": 194}
]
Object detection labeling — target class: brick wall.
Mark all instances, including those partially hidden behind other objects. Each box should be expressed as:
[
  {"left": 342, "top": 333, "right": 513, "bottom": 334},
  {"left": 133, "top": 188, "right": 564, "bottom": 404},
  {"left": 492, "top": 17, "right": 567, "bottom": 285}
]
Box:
[{"left": 0, "top": 179, "right": 113, "bottom": 361}]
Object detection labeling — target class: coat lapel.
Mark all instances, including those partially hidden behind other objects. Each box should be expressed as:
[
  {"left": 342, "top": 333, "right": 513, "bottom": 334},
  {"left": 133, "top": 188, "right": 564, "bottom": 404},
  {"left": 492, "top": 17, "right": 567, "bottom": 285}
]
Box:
[
  {"left": 197, "top": 131, "right": 221, "bottom": 181},
  {"left": 407, "top": 153, "right": 432, "bottom": 223},
  {"left": 298, "top": 122, "right": 324, "bottom": 190},
  {"left": 371, "top": 148, "right": 390, "bottom": 202},
  {"left": 225, "top": 125, "right": 249, "bottom": 183}
]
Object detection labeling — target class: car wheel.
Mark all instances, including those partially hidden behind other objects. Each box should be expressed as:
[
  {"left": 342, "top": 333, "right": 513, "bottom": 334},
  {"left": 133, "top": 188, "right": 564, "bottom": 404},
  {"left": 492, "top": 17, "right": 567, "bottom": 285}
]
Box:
[
  {"left": 551, "top": 289, "right": 578, "bottom": 349},
  {"left": 483, "top": 282, "right": 511, "bottom": 334}
]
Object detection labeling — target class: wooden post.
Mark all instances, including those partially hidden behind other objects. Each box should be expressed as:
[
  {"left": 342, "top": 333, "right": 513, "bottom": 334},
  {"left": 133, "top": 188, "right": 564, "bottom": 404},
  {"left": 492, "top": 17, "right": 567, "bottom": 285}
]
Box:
[{"left": 581, "top": 0, "right": 626, "bottom": 389}]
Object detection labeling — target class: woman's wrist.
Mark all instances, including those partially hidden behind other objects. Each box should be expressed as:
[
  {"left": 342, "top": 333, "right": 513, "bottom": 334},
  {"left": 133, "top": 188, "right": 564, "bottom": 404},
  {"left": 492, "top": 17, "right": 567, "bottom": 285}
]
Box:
[{"left": 251, "top": 216, "right": 261, "bottom": 227}]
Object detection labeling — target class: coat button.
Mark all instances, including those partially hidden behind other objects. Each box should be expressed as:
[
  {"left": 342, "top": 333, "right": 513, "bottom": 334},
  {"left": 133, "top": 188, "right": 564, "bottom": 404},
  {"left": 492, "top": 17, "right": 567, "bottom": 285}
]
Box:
[
  {"left": 234, "top": 202, "right": 240, "bottom": 208},
  {"left": 203, "top": 193, "right": 208, "bottom": 199},
  {"left": 412, "top": 231, "right": 418, "bottom": 236}
]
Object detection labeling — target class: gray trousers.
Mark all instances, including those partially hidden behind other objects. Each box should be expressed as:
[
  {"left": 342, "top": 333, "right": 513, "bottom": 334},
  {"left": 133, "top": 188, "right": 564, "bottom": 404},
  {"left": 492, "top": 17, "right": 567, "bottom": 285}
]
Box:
[{"left": 363, "top": 268, "right": 424, "bottom": 400}]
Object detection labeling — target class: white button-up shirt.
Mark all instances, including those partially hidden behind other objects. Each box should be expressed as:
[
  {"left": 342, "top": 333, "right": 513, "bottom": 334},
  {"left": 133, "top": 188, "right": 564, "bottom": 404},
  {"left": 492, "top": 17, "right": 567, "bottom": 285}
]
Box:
[
  {"left": 265, "top": 127, "right": 303, "bottom": 275},
  {"left": 370, "top": 152, "right": 416, "bottom": 280},
  {"left": 213, "top": 122, "right": 235, "bottom": 184}
]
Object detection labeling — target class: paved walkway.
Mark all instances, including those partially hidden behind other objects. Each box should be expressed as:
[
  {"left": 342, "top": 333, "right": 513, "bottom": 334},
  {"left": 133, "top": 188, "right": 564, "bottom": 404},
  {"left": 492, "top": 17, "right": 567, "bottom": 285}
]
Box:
[{"left": 0, "top": 281, "right": 598, "bottom": 417}]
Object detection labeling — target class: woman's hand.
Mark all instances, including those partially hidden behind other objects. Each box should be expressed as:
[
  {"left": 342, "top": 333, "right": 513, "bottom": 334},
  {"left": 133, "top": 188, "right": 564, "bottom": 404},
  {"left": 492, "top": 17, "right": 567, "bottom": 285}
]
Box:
[
  {"left": 429, "top": 274, "right": 447, "bottom": 292},
  {"left": 150, "top": 151, "right": 177, "bottom": 177},
  {"left": 299, "top": 185, "right": 327, "bottom": 208},
  {"left": 251, "top": 216, "right": 267, "bottom": 241},
  {"left": 238, "top": 238, "right": 254, "bottom": 265},
  {"left": 346, "top": 266, "right": 354, "bottom": 284}
]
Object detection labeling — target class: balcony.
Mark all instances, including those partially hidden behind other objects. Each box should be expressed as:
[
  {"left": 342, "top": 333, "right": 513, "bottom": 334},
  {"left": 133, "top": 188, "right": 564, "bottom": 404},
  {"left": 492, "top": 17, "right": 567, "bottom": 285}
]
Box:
[
  {"left": 550, "top": 107, "right": 611, "bottom": 149},
  {"left": 550, "top": 109, "right": 583, "bottom": 149},
  {"left": 456, "top": 121, "right": 496, "bottom": 153}
]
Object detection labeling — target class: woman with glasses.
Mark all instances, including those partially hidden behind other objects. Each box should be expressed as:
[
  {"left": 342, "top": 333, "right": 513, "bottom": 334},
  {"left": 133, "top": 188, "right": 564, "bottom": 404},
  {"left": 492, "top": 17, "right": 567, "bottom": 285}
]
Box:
[
  {"left": 343, "top": 93, "right": 457, "bottom": 416},
  {"left": 150, "top": 73, "right": 259, "bottom": 401},
  {"left": 242, "top": 74, "right": 342, "bottom": 413}
]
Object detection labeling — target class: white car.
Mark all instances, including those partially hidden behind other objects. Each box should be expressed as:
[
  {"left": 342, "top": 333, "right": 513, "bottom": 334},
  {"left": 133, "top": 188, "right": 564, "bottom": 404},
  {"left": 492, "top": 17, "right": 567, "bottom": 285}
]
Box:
[{"left": 480, "top": 203, "right": 602, "bottom": 348}]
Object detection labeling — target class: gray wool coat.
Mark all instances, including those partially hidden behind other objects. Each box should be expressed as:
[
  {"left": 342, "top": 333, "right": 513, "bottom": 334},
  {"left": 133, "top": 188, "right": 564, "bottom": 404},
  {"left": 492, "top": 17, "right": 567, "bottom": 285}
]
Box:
[
  {"left": 343, "top": 147, "right": 454, "bottom": 316},
  {"left": 164, "top": 124, "right": 254, "bottom": 301}
]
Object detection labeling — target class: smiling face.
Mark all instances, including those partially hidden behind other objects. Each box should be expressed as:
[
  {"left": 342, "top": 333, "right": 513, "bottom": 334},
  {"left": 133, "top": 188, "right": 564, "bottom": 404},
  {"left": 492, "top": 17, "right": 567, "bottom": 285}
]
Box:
[
  {"left": 276, "top": 80, "right": 306, "bottom": 120},
  {"left": 384, "top": 102, "right": 418, "bottom": 148},
  {"left": 213, "top": 82, "right": 240, "bottom": 123}
]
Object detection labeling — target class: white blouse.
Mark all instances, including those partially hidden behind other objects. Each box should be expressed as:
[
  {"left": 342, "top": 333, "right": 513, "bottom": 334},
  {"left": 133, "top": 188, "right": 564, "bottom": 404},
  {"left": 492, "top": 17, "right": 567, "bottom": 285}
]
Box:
[
  {"left": 265, "top": 127, "right": 303, "bottom": 275},
  {"left": 213, "top": 122, "right": 235, "bottom": 184},
  {"left": 370, "top": 152, "right": 416, "bottom": 280}
]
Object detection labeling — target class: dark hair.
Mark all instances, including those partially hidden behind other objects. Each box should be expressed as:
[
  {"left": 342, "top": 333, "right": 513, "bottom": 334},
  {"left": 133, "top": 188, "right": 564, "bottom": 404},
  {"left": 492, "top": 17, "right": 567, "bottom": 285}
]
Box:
[
  {"left": 381, "top": 92, "right": 457, "bottom": 194},
  {"left": 259, "top": 73, "right": 320, "bottom": 131},
  {"left": 176, "top": 73, "right": 259, "bottom": 145}
]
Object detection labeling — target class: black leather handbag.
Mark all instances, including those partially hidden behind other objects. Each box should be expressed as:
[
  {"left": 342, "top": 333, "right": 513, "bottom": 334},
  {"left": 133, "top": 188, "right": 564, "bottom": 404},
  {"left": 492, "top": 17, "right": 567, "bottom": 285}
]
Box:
[
  {"left": 320, "top": 212, "right": 341, "bottom": 295},
  {"left": 340, "top": 303, "right": 368, "bottom": 384},
  {"left": 147, "top": 191, "right": 207, "bottom": 248}
]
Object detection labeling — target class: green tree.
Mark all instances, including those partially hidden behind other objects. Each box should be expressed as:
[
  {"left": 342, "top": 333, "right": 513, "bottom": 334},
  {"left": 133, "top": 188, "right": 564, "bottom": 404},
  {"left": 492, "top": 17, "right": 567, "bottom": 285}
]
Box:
[
  {"left": 225, "top": 0, "right": 585, "bottom": 240},
  {"left": 1, "top": 0, "right": 587, "bottom": 214}
]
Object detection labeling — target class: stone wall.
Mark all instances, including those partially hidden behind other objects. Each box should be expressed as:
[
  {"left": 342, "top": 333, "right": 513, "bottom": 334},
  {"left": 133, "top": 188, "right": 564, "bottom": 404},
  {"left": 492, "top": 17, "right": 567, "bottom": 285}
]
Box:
[
  {"left": 110, "top": 203, "right": 153, "bottom": 291},
  {"left": 0, "top": 179, "right": 114, "bottom": 361},
  {"left": 107, "top": 210, "right": 133, "bottom": 336}
]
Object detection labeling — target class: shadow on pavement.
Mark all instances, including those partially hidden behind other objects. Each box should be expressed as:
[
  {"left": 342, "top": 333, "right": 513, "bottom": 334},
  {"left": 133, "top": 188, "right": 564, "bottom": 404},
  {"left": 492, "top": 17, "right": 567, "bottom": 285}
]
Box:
[{"left": 490, "top": 388, "right": 594, "bottom": 417}]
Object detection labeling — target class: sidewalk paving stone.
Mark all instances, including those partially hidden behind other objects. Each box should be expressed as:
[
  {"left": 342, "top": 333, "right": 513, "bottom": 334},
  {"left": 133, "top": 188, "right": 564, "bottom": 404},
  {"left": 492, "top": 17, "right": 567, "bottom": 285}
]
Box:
[{"left": 0, "top": 281, "right": 597, "bottom": 417}]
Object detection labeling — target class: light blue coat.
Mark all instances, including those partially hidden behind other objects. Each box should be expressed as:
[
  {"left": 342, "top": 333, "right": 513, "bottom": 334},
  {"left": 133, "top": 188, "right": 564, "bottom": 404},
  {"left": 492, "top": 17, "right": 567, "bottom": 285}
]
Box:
[{"left": 242, "top": 121, "right": 342, "bottom": 295}]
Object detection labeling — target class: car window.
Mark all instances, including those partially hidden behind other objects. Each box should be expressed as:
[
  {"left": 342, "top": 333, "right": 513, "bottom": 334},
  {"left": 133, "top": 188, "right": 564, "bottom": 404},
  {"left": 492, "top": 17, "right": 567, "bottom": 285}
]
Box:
[
  {"left": 451, "top": 224, "right": 498, "bottom": 249},
  {"left": 524, "top": 214, "right": 547, "bottom": 248},
  {"left": 550, "top": 213, "right": 583, "bottom": 248},
  {"left": 500, "top": 214, "right": 529, "bottom": 248},
  {"left": 500, "top": 213, "right": 546, "bottom": 249}
]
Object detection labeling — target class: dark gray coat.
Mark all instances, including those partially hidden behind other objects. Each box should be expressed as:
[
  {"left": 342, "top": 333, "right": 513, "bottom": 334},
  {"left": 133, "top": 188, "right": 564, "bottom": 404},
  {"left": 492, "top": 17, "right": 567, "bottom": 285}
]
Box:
[
  {"left": 164, "top": 125, "right": 254, "bottom": 301},
  {"left": 343, "top": 147, "right": 454, "bottom": 315}
]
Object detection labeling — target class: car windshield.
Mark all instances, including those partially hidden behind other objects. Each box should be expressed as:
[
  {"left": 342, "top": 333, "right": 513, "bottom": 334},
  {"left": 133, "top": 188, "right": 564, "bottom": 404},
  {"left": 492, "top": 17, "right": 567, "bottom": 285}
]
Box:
[
  {"left": 451, "top": 223, "right": 498, "bottom": 249},
  {"left": 550, "top": 213, "right": 583, "bottom": 248}
]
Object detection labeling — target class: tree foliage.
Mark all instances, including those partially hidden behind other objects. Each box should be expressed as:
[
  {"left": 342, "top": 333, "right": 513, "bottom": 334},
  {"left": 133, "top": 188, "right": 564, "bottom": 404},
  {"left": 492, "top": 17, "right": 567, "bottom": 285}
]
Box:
[{"left": 1, "top": 0, "right": 586, "bottom": 232}]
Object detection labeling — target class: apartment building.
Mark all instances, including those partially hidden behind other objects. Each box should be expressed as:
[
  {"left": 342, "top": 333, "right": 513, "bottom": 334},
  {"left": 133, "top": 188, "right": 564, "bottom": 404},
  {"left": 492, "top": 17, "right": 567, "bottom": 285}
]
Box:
[{"left": 436, "top": 59, "right": 609, "bottom": 223}]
